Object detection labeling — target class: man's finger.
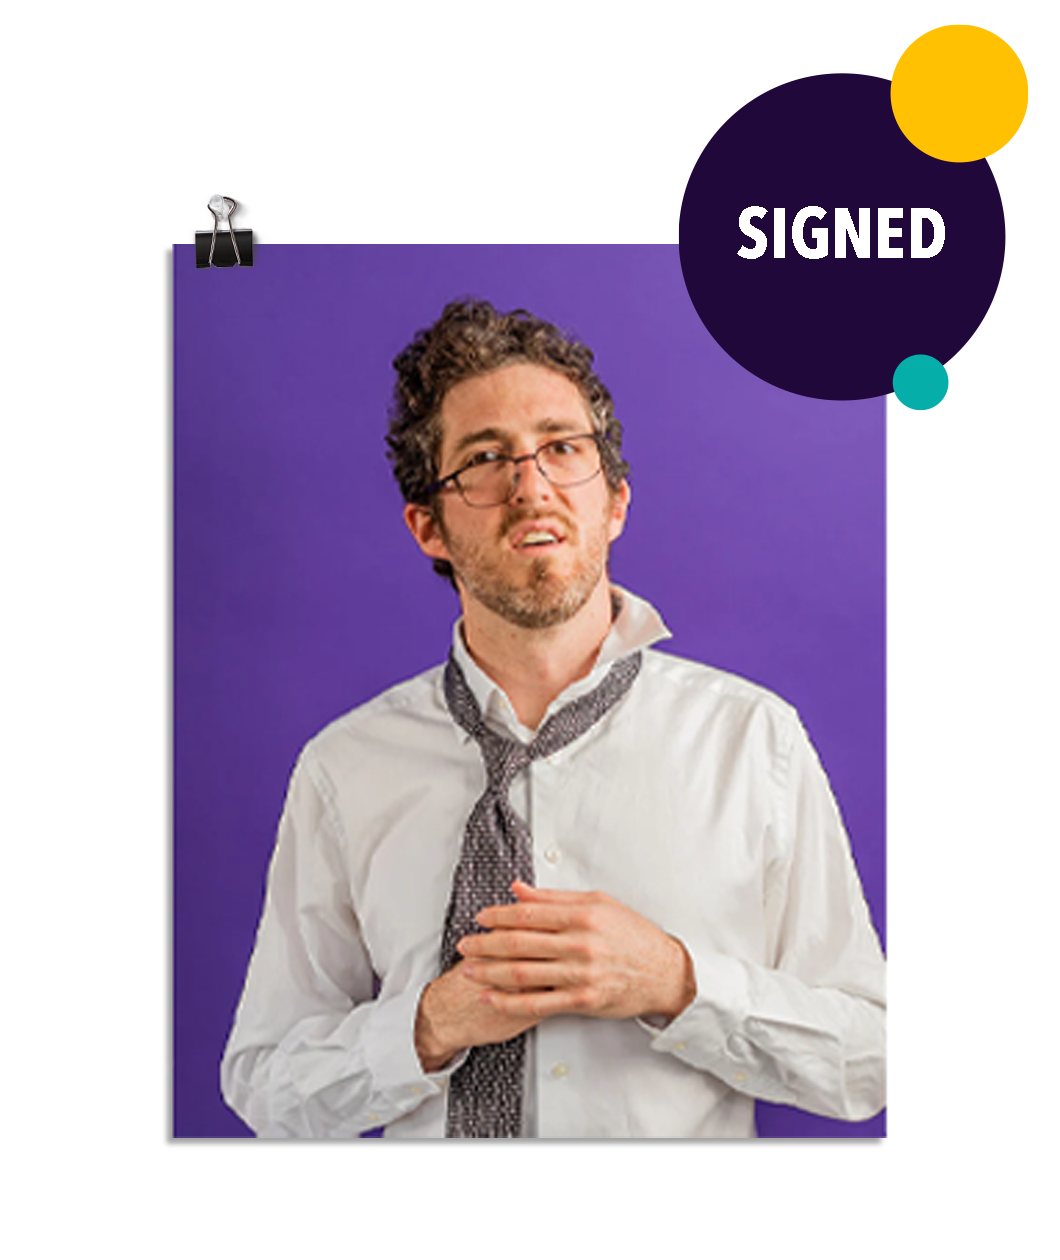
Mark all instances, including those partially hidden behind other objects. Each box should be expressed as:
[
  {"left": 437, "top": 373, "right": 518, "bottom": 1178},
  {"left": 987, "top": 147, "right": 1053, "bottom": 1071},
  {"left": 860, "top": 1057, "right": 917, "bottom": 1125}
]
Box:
[
  {"left": 481, "top": 985, "right": 594, "bottom": 1020},
  {"left": 464, "top": 959, "right": 574, "bottom": 990},
  {"left": 475, "top": 900, "right": 575, "bottom": 932},
  {"left": 511, "top": 881, "right": 605, "bottom": 905},
  {"left": 458, "top": 927, "right": 568, "bottom": 959}
]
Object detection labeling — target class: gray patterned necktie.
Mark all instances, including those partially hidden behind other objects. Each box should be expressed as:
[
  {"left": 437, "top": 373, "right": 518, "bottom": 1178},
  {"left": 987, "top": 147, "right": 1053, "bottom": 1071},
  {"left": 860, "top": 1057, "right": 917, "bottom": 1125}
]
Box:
[{"left": 440, "top": 648, "right": 642, "bottom": 1138}]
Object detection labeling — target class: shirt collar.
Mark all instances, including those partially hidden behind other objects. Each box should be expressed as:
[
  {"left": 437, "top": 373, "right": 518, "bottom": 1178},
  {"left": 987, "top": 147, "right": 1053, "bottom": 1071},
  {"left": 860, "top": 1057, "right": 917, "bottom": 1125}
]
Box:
[{"left": 449, "top": 586, "right": 671, "bottom": 742}]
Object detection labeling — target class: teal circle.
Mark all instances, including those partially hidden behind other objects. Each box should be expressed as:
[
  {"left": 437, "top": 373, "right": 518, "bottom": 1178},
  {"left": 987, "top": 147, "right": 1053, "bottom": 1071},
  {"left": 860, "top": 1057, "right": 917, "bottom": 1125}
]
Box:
[{"left": 893, "top": 355, "right": 948, "bottom": 410}]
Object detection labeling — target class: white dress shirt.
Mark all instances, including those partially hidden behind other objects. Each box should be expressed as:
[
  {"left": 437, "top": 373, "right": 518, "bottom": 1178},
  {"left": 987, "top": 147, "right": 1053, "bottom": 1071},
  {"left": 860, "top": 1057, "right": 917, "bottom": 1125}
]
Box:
[{"left": 221, "top": 588, "right": 886, "bottom": 1138}]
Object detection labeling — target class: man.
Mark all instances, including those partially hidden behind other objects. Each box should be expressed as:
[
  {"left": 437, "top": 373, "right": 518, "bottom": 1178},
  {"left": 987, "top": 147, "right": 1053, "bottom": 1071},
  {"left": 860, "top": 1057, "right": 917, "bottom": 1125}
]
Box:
[{"left": 221, "top": 298, "right": 886, "bottom": 1138}]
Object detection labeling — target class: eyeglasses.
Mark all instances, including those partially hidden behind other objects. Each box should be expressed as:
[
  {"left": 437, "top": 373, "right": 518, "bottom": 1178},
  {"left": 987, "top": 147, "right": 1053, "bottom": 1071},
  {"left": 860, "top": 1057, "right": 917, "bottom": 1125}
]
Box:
[{"left": 427, "top": 433, "right": 606, "bottom": 508}]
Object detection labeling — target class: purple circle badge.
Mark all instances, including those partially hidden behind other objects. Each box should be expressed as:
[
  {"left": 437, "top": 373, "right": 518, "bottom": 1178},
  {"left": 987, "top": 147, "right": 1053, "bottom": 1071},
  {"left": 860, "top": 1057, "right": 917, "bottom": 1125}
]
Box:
[{"left": 679, "top": 74, "right": 1005, "bottom": 401}]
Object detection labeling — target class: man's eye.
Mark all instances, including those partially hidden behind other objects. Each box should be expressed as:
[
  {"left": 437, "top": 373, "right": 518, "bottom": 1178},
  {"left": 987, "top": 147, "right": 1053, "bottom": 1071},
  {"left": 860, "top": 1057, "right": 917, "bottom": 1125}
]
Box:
[
  {"left": 546, "top": 439, "right": 579, "bottom": 457},
  {"left": 465, "top": 450, "right": 505, "bottom": 469}
]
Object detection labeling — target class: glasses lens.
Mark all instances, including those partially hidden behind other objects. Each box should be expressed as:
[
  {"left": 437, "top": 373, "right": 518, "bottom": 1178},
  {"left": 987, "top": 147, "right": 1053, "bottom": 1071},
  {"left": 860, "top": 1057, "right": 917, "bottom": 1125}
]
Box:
[
  {"left": 458, "top": 459, "right": 513, "bottom": 507},
  {"left": 538, "top": 436, "right": 601, "bottom": 486}
]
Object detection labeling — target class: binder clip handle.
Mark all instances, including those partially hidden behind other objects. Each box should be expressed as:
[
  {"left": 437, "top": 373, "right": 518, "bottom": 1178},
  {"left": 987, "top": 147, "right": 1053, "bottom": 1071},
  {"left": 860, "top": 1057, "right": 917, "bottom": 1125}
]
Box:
[{"left": 207, "top": 195, "right": 241, "bottom": 267}]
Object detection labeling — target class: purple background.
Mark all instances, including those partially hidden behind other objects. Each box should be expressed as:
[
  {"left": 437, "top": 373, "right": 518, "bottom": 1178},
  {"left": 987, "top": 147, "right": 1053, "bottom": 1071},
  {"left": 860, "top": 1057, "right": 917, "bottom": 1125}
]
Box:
[{"left": 173, "top": 245, "right": 885, "bottom": 1139}]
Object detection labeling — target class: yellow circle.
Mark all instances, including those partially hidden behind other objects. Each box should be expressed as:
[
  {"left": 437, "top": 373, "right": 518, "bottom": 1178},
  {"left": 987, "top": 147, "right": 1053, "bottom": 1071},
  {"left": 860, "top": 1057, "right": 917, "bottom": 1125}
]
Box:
[{"left": 891, "top": 25, "right": 1028, "bottom": 162}]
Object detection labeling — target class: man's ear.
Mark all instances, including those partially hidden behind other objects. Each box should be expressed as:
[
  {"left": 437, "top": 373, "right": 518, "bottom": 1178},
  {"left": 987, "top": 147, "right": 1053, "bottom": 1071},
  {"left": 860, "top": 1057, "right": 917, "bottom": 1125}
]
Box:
[
  {"left": 404, "top": 502, "right": 452, "bottom": 563},
  {"left": 607, "top": 479, "right": 631, "bottom": 544}
]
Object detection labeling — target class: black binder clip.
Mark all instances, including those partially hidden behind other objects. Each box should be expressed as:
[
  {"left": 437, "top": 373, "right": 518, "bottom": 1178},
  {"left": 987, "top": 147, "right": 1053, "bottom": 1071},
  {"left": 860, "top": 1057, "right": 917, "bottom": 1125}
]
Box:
[{"left": 195, "top": 195, "right": 254, "bottom": 268}]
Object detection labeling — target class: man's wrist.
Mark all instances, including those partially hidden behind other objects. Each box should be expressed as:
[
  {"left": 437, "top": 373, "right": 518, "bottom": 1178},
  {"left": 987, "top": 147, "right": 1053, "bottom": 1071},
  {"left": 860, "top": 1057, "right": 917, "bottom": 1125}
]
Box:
[
  {"left": 655, "top": 935, "right": 697, "bottom": 1021},
  {"left": 415, "top": 979, "right": 460, "bottom": 1073}
]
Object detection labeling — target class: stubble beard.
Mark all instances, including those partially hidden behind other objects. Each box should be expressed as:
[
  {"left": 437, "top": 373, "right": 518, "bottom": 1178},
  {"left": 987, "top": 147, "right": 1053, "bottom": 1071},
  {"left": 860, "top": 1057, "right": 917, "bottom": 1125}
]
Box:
[{"left": 440, "top": 506, "right": 612, "bottom": 631}]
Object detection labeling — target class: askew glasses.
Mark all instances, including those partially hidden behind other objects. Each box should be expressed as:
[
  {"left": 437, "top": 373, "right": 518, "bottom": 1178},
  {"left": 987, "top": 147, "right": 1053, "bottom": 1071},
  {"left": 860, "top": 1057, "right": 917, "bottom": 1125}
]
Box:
[{"left": 426, "top": 433, "right": 606, "bottom": 508}]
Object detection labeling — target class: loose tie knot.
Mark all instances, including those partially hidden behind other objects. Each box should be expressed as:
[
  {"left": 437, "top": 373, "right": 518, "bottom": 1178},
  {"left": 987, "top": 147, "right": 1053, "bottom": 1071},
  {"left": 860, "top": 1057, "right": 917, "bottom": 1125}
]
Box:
[{"left": 482, "top": 735, "right": 531, "bottom": 797}]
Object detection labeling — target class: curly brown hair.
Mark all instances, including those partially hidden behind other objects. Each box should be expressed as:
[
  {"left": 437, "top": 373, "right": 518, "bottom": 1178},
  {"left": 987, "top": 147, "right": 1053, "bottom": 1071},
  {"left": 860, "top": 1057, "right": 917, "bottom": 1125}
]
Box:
[{"left": 386, "top": 298, "right": 630, "bottom": 583}]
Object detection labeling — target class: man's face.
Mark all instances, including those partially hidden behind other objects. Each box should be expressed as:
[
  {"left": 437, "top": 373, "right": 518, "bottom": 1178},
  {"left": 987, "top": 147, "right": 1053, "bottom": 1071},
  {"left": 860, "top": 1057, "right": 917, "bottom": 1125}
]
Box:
[{"left": 405, "top": 363, "right": 629, "bottom": 630}]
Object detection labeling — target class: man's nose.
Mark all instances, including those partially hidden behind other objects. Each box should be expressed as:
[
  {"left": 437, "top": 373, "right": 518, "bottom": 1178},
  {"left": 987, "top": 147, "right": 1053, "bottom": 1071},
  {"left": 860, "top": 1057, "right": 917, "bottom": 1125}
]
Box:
[{"left": 509, "top": 452, "right": 554, "bottom": 503}]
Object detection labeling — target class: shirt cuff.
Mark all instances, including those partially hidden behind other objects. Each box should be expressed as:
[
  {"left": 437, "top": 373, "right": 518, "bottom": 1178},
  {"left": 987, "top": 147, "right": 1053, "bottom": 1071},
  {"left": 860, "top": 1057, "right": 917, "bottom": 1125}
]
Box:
[
  {"left": 361, "top": 982, "right": 469, "bottom": 1113},
  {"left": 638, "top": 944, "right": 749, "bottom": 1064},
  {"left": 638, "top": 945, "right": 799, "bottom": 1105}
]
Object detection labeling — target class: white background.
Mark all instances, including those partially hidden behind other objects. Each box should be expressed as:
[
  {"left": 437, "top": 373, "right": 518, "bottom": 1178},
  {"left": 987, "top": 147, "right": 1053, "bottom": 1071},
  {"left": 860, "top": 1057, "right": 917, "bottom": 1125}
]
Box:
[{"left": 3, "top": 1, "right": 1056, "bottom": 1254}]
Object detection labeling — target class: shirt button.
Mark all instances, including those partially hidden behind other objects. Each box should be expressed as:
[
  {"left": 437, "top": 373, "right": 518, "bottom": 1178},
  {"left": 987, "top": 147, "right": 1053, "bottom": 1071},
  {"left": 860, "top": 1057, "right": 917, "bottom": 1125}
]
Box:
[
  {"left": 673, "top": 1041, "right": 687, "bottom": 1052},
  {"left": 366, "top": 1113, "right": 380, "bottom": 1123},
  {"left": 733, "top": 1071, "right": 747, "bottom": 1085},
  {"left": 550, "top": 1063, "right": 569, "bottom": 1079},
  {"left": 409, "top": 1085, "right": 423, "bottom": 1096},
  {"left": 543, "top": 847, "right": 562, "bottom": 864}
]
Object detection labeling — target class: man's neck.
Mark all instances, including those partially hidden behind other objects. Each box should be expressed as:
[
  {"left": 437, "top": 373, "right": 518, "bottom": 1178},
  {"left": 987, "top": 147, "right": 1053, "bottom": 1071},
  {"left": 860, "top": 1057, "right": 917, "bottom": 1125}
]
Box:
[{"left": 459, "top": 580, "right": 616, "bottom": 730}]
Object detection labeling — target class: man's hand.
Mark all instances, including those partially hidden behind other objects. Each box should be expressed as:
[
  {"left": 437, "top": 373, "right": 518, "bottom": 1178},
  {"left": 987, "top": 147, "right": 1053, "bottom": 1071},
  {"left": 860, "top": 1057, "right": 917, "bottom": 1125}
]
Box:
[
  {"left": 414, "top": 959, "right": 543, "bottom": 1073},
  {"left": 458, "top": 881, "right": 696, "bottom": 1025}
]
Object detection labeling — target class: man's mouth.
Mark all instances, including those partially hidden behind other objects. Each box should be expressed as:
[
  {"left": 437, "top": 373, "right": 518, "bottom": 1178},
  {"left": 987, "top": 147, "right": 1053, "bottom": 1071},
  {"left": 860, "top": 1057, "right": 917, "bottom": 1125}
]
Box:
[{"left": 508, "top": 521, "right": 568, "bottom": 550}]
